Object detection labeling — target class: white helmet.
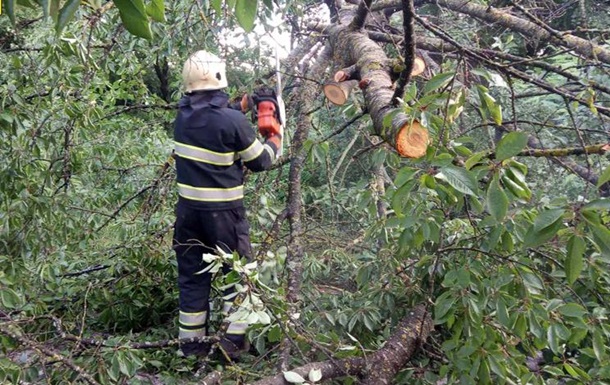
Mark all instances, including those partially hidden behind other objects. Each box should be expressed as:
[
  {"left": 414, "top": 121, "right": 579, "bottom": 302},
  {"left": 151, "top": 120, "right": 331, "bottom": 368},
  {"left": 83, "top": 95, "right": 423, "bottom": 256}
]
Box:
[{"left": 182, "top": 50, "right": 228, "bottom": 92}]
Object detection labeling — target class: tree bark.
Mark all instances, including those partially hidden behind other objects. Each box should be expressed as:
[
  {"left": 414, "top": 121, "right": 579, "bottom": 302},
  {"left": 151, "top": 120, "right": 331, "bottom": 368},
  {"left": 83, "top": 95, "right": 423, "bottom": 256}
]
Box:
[
  {"left": 253, "top": 304, "right": 432, "bottom": 385},
  {"left": 426, "top": 0, "right": 610, "bottom": 65},
  {"left": 526, "top": 137, "right": 610, "bottom": 197},
  {"left": 363, "top": 304, "right": 434, "bottom": 384},
  {"left": 279, "top": 45, "right": 333, "bottom": 370},
  {"left": 326, "top": 11, "right": 429, "bottom": 157}
]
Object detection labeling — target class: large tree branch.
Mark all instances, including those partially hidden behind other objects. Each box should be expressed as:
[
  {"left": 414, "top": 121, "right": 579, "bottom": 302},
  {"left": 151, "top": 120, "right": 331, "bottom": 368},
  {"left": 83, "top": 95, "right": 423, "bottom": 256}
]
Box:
[
  {"left": 363, "top": 304, "right": 434, "bottom": 384},
  {"left": 350, "top": 0, "right": 374, "bottom": 30},
  {"left": 362, "top": 28, "right": 610, "bottom": 96},
  {"left": 513, "top": 143, "right": 610, "bottom": 158},
  {"left": 252, "top": 303, "right": 433, "bottom": 385},
  {"left": 279, "top": 45, "right": 333, "bottom": 370},
  {"left": 525, "top": 137, "right": 610, "bottom": 197},
  {"left": 326, "top": 19, "right": 429, "bottom": 157},
  {"left": 415, "top": 16, "right": 610, "bottom": 117},
  {"left": 377, "top": 0, "right": 610, "bottom": 65},
  {"left": 434, "top": 0, "right": 610, "bottom": 65}
]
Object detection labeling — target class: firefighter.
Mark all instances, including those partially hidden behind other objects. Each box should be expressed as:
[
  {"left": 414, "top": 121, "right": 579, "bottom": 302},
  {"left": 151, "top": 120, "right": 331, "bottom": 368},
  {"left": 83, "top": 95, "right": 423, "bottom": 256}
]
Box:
[{"left": 173, "top": 50, "right": 281, "bottom": 359}]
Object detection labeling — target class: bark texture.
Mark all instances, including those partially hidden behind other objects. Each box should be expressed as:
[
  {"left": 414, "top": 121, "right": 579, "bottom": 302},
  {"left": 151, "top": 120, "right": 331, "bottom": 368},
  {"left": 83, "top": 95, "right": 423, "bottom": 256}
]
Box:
[
  {"left": 374, "top": 0, "right": 610, "bottom": 65},
  {"left": 363, "top": 304, "right": 434, "bottom": 384},
  {"left": 252, "top": 304, "right": 432, "bottom": 385},
  {"left": 326, "top": 11, "right": 428, "bottom": 157},
  {"left": 279, "top": 45, "right": 333, "bottom": 370}
]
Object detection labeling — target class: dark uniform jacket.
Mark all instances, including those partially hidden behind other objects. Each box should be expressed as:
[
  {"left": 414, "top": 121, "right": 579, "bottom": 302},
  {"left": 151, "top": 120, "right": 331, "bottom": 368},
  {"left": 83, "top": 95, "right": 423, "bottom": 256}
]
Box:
[{"left": 174, "top": 90, "right": 278, "bottom": 210}]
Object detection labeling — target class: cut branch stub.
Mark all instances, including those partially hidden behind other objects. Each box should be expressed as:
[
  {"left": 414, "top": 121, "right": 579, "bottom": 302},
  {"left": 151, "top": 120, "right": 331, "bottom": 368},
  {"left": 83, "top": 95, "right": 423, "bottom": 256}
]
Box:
[
  {"left": 324, "top": 80, "right": 359, "bottom": 105},
  {"left": 333, "top": 64, "right": 359, "bottom": 82},
  {"left": 396, "top": 120, "right": 429, "bottom": 158}
]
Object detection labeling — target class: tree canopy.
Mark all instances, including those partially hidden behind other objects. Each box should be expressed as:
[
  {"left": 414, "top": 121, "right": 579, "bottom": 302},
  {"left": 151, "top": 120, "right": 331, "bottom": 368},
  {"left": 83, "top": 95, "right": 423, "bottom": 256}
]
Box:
[{"left": 1, "top": 0, "right": 610, "bottom": 384}]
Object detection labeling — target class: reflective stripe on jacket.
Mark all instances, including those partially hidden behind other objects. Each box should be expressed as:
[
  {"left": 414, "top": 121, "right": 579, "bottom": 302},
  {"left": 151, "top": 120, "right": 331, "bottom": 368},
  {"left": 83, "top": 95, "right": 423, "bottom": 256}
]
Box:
[{"left": 174, "top": 90, "right": 278, "bottom": 210}]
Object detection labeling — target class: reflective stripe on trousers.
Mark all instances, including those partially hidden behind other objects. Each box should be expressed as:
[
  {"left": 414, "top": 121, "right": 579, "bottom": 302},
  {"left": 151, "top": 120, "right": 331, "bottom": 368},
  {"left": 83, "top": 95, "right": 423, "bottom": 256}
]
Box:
[{"left": 179, "top": 310, "right": 207, "bottom": 339}]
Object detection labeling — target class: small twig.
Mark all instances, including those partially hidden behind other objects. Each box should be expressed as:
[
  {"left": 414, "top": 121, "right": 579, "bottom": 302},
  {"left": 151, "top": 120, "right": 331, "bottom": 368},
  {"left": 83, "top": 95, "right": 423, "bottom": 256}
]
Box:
[
  {"left": 391, "top": 0, "right": 416, "bottom": 106},
  {"left": 0, "top": 325, "right": 101, "bottom": 385}
]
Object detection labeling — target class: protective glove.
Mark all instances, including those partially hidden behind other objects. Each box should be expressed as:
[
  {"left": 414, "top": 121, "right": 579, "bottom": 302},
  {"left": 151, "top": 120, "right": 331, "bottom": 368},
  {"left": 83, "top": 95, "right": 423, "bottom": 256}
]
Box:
[
  {"left": 252, "top": 86, "right": 282, "bottom": 138},
  {"left": 251, "top": 86, "right": 282, "bottom": 125}
]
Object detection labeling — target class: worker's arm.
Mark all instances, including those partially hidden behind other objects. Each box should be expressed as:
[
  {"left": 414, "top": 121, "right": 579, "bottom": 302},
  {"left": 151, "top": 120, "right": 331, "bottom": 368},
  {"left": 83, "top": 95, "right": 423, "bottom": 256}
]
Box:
[{"left": 235, "top": 114, "right": 280, "bottom": 172}]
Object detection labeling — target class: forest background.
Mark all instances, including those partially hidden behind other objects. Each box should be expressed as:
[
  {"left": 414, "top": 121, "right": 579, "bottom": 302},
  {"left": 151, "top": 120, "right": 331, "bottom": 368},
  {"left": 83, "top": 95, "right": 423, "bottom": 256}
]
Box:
[{"left": 1, "top": 0, "right": 610, "bottom": 384}]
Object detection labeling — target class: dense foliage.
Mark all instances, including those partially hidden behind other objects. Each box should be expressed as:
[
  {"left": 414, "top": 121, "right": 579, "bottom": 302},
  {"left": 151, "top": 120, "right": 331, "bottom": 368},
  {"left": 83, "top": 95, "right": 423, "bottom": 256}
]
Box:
[{"left": 1, "top": 0, "right": 609, "bottom": 384}]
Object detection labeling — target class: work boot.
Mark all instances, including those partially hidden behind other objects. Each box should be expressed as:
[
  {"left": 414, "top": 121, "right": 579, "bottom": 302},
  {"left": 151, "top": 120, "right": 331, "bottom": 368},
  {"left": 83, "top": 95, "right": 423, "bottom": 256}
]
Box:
[
  {"left": 180, "top": 341, "right": 209, "bottom": 358},
  {"left": 218, "top": 335, "right": 250, "bottom": 362}
]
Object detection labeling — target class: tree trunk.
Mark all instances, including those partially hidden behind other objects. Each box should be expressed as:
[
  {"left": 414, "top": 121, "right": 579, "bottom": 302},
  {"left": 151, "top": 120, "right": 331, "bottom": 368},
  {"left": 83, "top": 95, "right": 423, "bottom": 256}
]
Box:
[{"left": 279, "top": 45, "right": 333, "bottom": 370}]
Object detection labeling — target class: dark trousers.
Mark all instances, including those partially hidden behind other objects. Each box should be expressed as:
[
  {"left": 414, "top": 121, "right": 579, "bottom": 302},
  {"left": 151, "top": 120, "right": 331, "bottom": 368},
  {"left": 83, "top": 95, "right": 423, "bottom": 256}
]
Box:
[{"left": 173, "top": 203, "right": 252, "bottom": 354}]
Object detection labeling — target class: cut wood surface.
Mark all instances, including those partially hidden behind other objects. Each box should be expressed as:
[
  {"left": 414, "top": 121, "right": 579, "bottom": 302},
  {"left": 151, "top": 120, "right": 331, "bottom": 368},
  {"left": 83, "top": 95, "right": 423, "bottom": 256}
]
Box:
[
  {"left": 326, "top": 13, "right": 429, "bottom": 158},
  {"left": 411, "top": 56, "right": 426, "bottom": 76},
  {"left": 396, "top": 120, "right": 429, "bottom": 158},
  {"left": 324, "top": 80, "right": 359, "bottom": 105}
]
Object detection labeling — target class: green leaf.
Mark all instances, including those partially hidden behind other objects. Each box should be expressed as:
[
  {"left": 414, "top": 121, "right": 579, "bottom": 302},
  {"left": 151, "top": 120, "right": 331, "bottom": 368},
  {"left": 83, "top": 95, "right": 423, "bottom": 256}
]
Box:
[
  {"left": 50, "top": 0, "right": 61, "bottom": 19},
  {"left": 146, "top": 0, "right": 165, "bottom": 22},
  {"left": 529, "top": 311, "right": 544, "bottom": 339},
  {"left": 487, "top": 354, "right": 507, "bottom": 378},
  {"left": 597, "top": 165, "right": 610, "bottom": 188},
  {"left": 506, "top": 159, "right": 528, "bottom": 175},
  {"left": 548, "top": 323, "right": 559, "bottom": 354},
  {"left": 496, "top": 298, "right": 511, "bottom": 328},
  {"left": 522, "top": 272, "right": 544, "bottom": 293},
  {"left": 435, "top": 291, "right": 457, "bottom": 322},
  {"left": 533, "top": 208, "right": 565, "bottom": 232},
  {"left": 210, "top": 0, "right": 222, "bottom": 13},
  {"left": 55, "top": 0, "right": 80, "bottom": 36},
  {"left": 110, "top": 354, "right": 121, "bottom": 382},
  {"left": 565, "top": 235, "right": 585, "bottom": 285},
  {"left": 582, "top": 198, "right": 610, "bottom": 212},
  {"left": 390, "top": 179, "right": 417, "bottom": 217},
  {"left": 423, "top": 72, "right": 455, "bottom": 94},
  {"left": 118, "top": 352, "right": 131, "bottom": 376},
  {"left": 495, "top": 132, "right": 528, "bottom": 161},
  {"left": 563, "top": 362, "right": 591, "bottom": 381},
  {"left": 558, "top": 303, "right": 586, "bottom": 318},
  {"left": 0, "top": 288, "right": 22, "bottom": 309},
  {"left": 593, "top": 329, "right": 607, "bottom": 361},
  {"left": 489, "top": 101, "right": 502, "bottom": 125},
  {"left": 283, "top": 371, "right": 306, "bottom": 384},
  {"left": 524, "top": 218, "right": 562, "bottom": 248},
  {"left": 502, "top": 167, "right": 531, "bottom": 200},
  {"left": 437, "top": 166, "right": 479, "bottom": 196},
  {"left": 114, "top": 0, "right": 152, "bottom": 39},
  {"left": 476, "top": 85, "right": 502, "bottom": 125},
  {"left": 465, "top": 151, "right": 487, "bottom": 170},
  {"left": 235, "top": 0, "right": 258, "bottom": 32},
  {"left": 513, "top": 314, "right": 527, "bottom": 339},
  {"left": 589, "top": 222, "right": 610, "bottom": 257},
  {"left": 267, "top": 325, "right": 281, "bottom": 342},
  {"left": 487, "top": 175, "right": 508, "bottom": 221}
]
